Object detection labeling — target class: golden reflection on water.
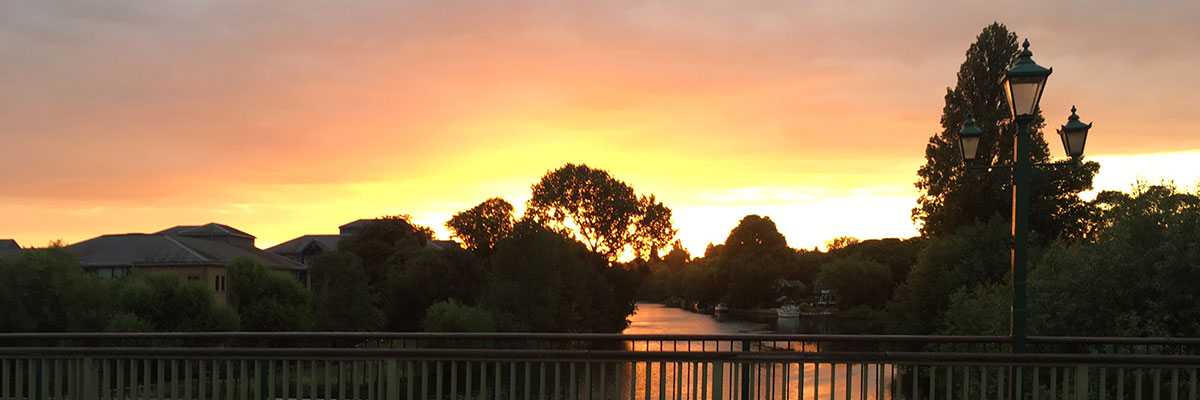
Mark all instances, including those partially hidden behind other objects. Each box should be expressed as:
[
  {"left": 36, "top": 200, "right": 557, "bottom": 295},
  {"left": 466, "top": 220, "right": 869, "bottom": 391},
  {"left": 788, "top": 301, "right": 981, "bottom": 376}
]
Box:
[{"left": 612, "top": 303, "right": 895, "bottom": 399}]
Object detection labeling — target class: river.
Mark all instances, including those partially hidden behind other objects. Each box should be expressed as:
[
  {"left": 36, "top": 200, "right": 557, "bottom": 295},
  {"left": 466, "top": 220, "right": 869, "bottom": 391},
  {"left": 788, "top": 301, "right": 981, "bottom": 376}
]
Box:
[{"left": 617, "top": 302, "right": 894, "bottom": 399}]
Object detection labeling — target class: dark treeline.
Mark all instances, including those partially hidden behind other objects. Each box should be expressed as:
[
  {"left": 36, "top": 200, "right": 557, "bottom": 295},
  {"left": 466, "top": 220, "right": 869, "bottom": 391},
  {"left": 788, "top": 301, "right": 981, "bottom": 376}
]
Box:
[{"left": 0, "top": 163, "right": 660, "bottom": 334}]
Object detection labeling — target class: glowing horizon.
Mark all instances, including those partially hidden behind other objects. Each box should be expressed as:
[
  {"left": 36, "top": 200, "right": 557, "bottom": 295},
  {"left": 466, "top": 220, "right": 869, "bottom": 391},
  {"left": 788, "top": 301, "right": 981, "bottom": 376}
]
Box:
[{"left": 2, "top": 2, "right": 1199, "bottom": 256}]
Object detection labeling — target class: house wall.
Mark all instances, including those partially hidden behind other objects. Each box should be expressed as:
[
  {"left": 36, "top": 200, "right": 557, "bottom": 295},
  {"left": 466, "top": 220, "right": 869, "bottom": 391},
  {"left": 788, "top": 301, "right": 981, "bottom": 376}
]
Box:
[{"left": 130, "top": 264, "right": 229, "bottom": 304}]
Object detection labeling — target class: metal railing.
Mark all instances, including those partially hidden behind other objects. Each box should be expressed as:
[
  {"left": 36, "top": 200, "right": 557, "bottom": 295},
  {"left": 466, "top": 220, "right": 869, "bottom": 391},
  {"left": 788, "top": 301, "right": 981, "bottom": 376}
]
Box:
[{"left": 2, "top": 333, "right": 1199, "bottom": 399}]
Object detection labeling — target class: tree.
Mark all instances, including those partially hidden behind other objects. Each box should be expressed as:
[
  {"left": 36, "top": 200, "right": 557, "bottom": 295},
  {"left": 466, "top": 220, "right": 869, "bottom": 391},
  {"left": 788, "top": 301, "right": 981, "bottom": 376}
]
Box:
[
  {"left": 526, "top": 163, "right": 677, "bottom": 261},
  {"left": 227, "top": 256, "right": 314, "bottom": 331},
  {"left": 887, "top": 218, "right": 1010, "bottom": 334},
  {"left": 422, "top": 300, "right": 498, "bottom": 332},
  {"left": 446, "top": 197, "right": 515, "bottom": 256},
  {"left": 337, "top": 215, "right": 433, "bottom": 287},
  {"left": 719, "top": 215, "right": 797, "bottom": 308},
  {"left": 0, "top": 245, "right": 115, "bottom": 332},
  {"left": 824, "top": 236, "right": 860, "bottom": 251},
  {"left": 913, "top": 23, "right": 1099, "bottom": 241},
  {"left": 113, "top": 271, "right": 239, "bottom": 332},
  {"left": 310, "top": 251, "right": 383, "bottom": 331},
  {"left": 722, "top": 215, "right": 787, "bottom": 255},
  {"left": 381, "top": 245, "right": 486, "bottom": 331},
  {"left": 480, "top": 221, "right": 631, "bottom": 333},
  {"left": 816, "top": 255, "right": 892, "bottom": 309}
]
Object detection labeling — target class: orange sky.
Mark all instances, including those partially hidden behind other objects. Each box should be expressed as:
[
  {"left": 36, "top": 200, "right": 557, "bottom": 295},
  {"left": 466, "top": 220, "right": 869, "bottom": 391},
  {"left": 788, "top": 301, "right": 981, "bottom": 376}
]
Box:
[{"left": 2, "top": 1, "right": 1199, "bottom": 254}]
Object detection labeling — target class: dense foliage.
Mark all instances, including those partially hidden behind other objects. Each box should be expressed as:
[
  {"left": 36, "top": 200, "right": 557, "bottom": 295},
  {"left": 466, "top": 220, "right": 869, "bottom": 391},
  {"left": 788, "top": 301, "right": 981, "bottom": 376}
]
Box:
[
  {"left": 913, "top": 23, "right": 1099, "bottom": 242},
  {"left": 527, "top": 163, "right": 677, "bottom": 261}
]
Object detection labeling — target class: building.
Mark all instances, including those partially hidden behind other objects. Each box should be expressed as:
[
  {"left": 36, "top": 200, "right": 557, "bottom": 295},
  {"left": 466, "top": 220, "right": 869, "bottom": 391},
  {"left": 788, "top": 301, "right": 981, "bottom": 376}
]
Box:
[
  {"left": 268, "top": 219, "right": 461, "bottom": 262},
  {"left": 70, "top": 223, "right": 306, "bottom": 303},
  {"left": 0, "top": 239, "right": 21, "bottom": 257}
]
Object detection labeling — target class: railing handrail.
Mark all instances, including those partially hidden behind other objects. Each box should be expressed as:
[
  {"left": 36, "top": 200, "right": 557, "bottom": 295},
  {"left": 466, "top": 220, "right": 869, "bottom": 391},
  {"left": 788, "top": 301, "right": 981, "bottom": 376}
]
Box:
[
  {"left": 2, "top": 346, "right": 1199, "bottom": 366},
  {"left": 5, "top": 332, "right": 1200, "bottom": 347}
]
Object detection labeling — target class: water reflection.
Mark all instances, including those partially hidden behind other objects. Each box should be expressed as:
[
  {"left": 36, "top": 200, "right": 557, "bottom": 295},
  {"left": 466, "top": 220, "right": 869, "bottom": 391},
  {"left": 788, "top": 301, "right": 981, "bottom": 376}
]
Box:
[{"left": 609, "top": 303, "right": 895, "bottom": 399}]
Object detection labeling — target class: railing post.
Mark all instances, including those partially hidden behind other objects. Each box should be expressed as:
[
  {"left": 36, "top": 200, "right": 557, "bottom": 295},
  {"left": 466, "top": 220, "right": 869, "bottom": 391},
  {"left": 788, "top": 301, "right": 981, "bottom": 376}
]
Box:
[
  {"left": 713, "top": 362, "right": 724, "bottom": 400},
  {"left": 741, "top": 340, "right": 751, "bottom": 400},
  {"left": 83, "top": 357, "right": 97, "bottom": 400},
  {"left": 1074, "top": 365, "right": 1089, "bottom": 400},
  {"left": 387, "top": 359, "right": 400, "bottom": 400}
]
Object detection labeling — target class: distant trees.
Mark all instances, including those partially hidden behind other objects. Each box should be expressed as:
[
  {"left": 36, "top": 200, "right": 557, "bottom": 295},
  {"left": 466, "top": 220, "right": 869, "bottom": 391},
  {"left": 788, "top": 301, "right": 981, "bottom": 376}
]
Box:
[
  {"left": 309, "top": 251, "right": 383, "bottom": 331},
  {"left": 913, "top": 22, "right": 1099, "bottom": 241},
  {"left": 227, "top": 256, "right": 314, "bottom": 331},
  {"left": 816, "top": 256, "right": 892, "bottom": 310},
  {"left": 446, "top": 197, "right": 515, "bottom": 256},
  {"left": 480, "top": 221, "right": 633, "bottom": 332},
  {"left": 0, "top": 245, "right": 114, "bottom": 332},
  {"left": 111, "top": 271, "right": 239, "bottom": 332},
  {"left": 527, "top": 163, "right": 677, "bottom": 261}
]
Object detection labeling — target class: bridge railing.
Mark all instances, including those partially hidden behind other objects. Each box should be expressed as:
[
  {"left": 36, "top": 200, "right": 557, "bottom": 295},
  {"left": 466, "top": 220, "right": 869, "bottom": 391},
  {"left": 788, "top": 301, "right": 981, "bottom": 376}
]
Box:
[{"left": 3, "top": 333, "right": 1200, "bottom": 399}]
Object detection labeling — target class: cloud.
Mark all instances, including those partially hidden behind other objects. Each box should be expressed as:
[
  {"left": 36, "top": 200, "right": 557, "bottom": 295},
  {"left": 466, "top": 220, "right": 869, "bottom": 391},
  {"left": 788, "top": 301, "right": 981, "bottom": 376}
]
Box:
[{"left": 2, "top": 0, "right": 1198, "bottom": 248}]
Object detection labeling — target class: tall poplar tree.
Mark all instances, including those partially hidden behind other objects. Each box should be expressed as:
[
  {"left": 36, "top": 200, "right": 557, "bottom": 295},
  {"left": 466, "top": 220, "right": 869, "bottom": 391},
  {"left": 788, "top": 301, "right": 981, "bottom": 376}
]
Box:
[{"left": 913, "top": 23, "right": 1100, "bottom": 241}]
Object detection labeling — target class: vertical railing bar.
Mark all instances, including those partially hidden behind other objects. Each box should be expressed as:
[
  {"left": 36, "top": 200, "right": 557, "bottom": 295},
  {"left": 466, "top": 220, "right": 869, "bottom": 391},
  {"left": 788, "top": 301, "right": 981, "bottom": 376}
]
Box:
[
  {"left": 466, "top": 361, "right": 474, "bottom": 400},
  {"left": 600, "top": 362, "right": 607, "bottom": 400},
  {"left": 539, "top": 362, "right": 546, "bottom": 400},
  {"left": 1035, "top": 366, "right": 1041, "bottom": 400},
  {"left": 1172, "top": 369, "right": 1180, "bottom": 400},
  {"left": 405, "top": 360, "right": 414, "bottom": 400},
  {"left": 1119, "top": 368, "right": 1125, "bottom": 400},
  {"left": 1137, "top": 367, "right": 1147, "bottom": 398},
  {"left": 1155, "top": 368, "right": 1162, "bottom": 400},
  {"left": 1051, "top": 366, "right": 1059, "bottom": 400},
  {"left": 660, "top": 361, "right": 666, "bottom": 400},
  {"left": 283, "top": 359, "right": 291, "bottom": 400},
  {"left": 269, "top": 359, "right": 277, "bottom": 400},
  {"left": 234, "top": 357, "right": 243, "bottom": 398},
  {"left": 170, "top": 359, "right": 178, "bottom": 399},
  {"left": 913, "top": 364, "right": 919, "bottom": 400},
  {"left": 295, "top": 358, "right": 304, "bottom": 400},
  {"left": 847, "top": 362, "right": 854, "bottom": 400},
  {"left": 525, "top": 362, "right": 532, "bottom": 400},
  {"left": 351, "top": 361, "right": 359, "bottom": 400},
  {"left": 930, "top": 364, "right": 936, "bottom": 400},
  {"left": 814, "top": 362, "right": 821, "bottom": 400},
  {"left": 997, "top": 366, "right": 1005, "bottom": 400},
  {"left": 962, "top": 365, "right": 969, "bottom": 400},
  {"left": 427, "top": 360, "right": 436, "bottom": 398},
  {"left": 570, "top": 362, "right": 578, "bottom": 400},
  {"left": 554, "top": 360, "right": 564, "bottom": 398},
  {"left": 474, "top": 359, "right": 486, "bottom": 400},
  {"left": 338, "top": 361, "right": 346, "bottom": 400},
  {"left": 1190, "top": 369, "right": 1196, "bottom": 400},
  {"left": 509, "top": 361, "right": 516, "bottom": 400},
  {"left": 945, "top": 364, "right": 953, "bottom": 400},
  {"left": 452, "top": 361, "right": 459, "bottom": 400},
  {"left": 324, "top": 360, "right": 331, "bottom": 400},
  {"left": 712, "top": 362, "right": 723, "bottom": 400},
  {"left": 1100, "top": 367, "right": 1107, "bottom": 400},
  {"left": 310, "top": 360, "right": 317, "bottom": 400},
  {"left": 184, "top": 359, "right": 192, "bottom": 400}
]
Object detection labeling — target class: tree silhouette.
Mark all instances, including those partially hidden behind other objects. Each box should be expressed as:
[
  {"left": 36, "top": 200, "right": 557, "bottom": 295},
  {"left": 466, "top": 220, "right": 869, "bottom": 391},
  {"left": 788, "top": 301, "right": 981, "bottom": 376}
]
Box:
[
  {"left": 526, "top": 163, "right": 677, "bottom": 261},
  {"left": 446, "top": 197, "right": 515, "bottom": 257},
  {"left": 913, "top": 23, "right": 1099, "bottom": 241}
]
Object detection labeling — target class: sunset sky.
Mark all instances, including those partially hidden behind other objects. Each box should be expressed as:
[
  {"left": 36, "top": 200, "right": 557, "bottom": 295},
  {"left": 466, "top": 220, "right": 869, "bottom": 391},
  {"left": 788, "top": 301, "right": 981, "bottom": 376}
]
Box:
[{"left": 2, "top": 1, "right": 1198, "bottom": 254}]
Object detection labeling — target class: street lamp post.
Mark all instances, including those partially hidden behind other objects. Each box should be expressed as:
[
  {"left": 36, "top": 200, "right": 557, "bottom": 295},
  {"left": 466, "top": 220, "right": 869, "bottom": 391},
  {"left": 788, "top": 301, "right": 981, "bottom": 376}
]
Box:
[{"left": 956, "top": 39, "right": 1092, "bottom": 355}]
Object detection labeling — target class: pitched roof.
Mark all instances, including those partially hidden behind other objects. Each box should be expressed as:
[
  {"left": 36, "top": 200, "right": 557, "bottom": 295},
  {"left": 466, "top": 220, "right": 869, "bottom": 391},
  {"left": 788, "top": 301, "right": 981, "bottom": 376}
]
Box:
[
  {"left": 71, "top": 233, "right": 305, "bottom": 271},
  {"left": 0, "top": 239, "right": 21, "bottom": 257},
  {"left": 266, "top": 235, "right": 340, "bottom": 255},
  {"left": 155, "top": 223, "right": 255, "bottom": 239}
]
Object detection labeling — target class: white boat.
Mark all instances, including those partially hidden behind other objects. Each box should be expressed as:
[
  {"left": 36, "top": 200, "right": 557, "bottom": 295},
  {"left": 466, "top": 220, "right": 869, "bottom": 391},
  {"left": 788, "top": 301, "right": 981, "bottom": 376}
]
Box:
[{"left": 776, "top": 304, "right": 800, "bottom": 318}]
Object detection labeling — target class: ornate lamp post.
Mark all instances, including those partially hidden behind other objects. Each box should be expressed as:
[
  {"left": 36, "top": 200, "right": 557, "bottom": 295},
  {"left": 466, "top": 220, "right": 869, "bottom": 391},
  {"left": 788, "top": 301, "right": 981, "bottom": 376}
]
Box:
[{"left": 957, "top": 39, "right": 1092, "bottom": 354}]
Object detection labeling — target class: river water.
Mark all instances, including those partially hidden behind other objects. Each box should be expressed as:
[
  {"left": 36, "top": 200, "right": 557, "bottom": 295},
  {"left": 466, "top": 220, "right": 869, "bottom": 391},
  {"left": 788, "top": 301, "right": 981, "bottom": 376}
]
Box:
[{"left": 617, "top": 302, "right": 894, "bottom": 399}]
